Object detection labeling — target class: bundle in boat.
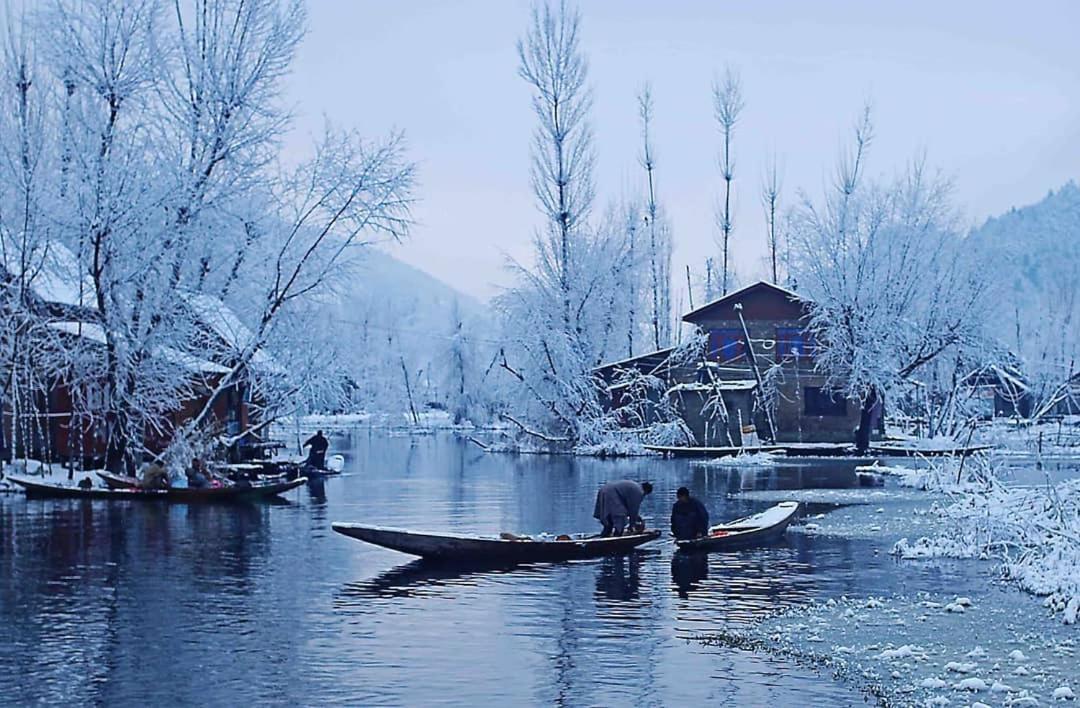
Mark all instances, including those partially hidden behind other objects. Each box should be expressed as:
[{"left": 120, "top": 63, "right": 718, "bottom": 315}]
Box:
[{"left": 331, "top": 523, "right": 660, "bottom": 562}]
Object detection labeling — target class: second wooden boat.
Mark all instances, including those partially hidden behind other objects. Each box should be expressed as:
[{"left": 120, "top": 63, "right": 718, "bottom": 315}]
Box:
[
  {"left": 9, "top": 474, "right": 306, "bottom": 502},
  {"left": 675, "top": 501, "right": 799, "bottom": 553},
  {"left": 331, "top": 523, "right": 660, "bottom": 562}
]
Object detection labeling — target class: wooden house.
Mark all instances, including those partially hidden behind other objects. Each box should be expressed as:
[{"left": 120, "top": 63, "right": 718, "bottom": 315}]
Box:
[
  {"left": 1, "top": 242, "right": 271, "bottom": 466},
  {"left": 596, "top": 281, "right": 873, "bottom": 447}
]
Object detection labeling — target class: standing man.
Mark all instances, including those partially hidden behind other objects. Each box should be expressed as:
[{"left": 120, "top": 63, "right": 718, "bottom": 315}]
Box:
[
  {"left": 593, "top": 480, "right": 653, "bottom": 537},
  {"left": 670, "top": 487, "right": 710, "bottom": 541},
  {"left": 303, "top": 430, "right": 330, "bottom": 470}
]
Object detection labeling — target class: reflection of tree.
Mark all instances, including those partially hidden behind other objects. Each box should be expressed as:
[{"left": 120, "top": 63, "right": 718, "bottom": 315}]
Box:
[{"left": 0, "top": 498, "right": 285, "bottom": 704}]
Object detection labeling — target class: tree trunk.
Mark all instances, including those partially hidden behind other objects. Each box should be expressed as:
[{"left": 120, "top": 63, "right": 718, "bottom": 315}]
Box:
[{"left": 855, "top": 387, "right": 879, "bottom": 455}]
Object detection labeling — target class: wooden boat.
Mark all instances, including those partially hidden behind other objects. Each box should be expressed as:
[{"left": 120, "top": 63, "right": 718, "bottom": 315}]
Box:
[
  {"left": 97, "top": 469, "right": 285, "bottom": 490},
  {"left": 9, "top": 474, "right": 306, "bottom": 502},
  {"left": 675, "top": 501, "right": 799, "bottom": 553},
  {"left": 331, "top": 523, "right": 661, "bottom": 562}
]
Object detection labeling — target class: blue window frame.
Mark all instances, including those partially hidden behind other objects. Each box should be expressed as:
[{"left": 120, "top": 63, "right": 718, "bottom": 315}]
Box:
[
  {"left": 708, "top": 328, "right": 745, "bottom": 362},
  {"left": 776, "top": 327, "right": 814, "bottom": 361}
]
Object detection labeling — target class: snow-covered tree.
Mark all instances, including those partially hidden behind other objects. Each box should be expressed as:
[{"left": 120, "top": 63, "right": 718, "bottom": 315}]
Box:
[
  {"left": 712, "top": 65, "right": 743, "bottom": 296},
  {"left": 0, "top": 0, "right": 414, "bottom": 470},
  {"left": 638, "top": 84, "right": 673, "bottom": 351},
  {"left": 761, "top": 156, "right": 783, "bottom": 284},
  {"left": 788, "top": 106, "right": 998, "bottom": 452}
]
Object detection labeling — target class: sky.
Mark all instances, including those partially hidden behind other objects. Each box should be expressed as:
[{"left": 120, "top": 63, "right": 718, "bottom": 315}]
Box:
[{"left": 281, "top": 0, "right": 1080, "bottom": 303}]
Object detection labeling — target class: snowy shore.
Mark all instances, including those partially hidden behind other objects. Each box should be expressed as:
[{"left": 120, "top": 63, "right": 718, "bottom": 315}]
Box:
[{"left": 703, "top": 457, "right": 1079, "bottom": 706}]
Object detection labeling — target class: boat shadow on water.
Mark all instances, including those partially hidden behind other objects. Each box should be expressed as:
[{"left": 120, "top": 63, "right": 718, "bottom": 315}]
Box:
[{"left": 336, "top": 547, "right": 663, "bottom": 603}]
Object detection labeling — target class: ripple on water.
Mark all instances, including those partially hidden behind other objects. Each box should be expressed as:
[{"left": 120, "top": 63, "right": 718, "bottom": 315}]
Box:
[{"left": 2, "top": 433, "right": 1022, "bottom": 705}]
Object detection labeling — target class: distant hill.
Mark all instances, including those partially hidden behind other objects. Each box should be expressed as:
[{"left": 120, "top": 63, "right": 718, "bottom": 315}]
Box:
[
  {"left": 344, "top": 247, "right": 484, "bottom": 321},
  {"left": 967, "top": 181, "right": 1080, "bottom": 382},
  {"left": 968, "top": 181, "right": 1080, "bottom": 292}
]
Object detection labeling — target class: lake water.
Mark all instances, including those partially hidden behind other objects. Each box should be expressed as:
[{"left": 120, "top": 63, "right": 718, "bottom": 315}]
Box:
[{"left": 0, "top": 431, "right": 995, "bottom": 706}]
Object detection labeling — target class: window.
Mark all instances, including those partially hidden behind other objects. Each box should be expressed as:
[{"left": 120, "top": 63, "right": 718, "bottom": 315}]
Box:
[
  {"left": 776, "top": 327, "right": 815, "bottom": 361},
  {"left": 708, "top": 328, "right": 745, "bottom": 362},
  {"left": 804, "top": 386, "right": 847, "bottom": 416}
]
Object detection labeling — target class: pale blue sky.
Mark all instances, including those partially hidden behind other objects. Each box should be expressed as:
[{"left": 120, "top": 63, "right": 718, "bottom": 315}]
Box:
[{"left": 282, "top": 1, "right": 1080, "bottom": 302}]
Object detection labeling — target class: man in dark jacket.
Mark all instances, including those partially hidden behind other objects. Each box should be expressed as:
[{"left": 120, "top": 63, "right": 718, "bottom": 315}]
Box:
[
  {"left": 593, "top": 480, "right": 653, "bottom": 536},
  {"left": 303, "top": 430, "right": 330, "bottom": 469},
  {"left": 670, "top": 487, "right": 710, "bottom": 540}
]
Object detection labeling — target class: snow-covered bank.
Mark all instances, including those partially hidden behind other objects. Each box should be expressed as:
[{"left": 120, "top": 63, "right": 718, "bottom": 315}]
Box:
[
  {"left": 978, "top": 417, "right": 1080, "bottom": 461},
  {"left": 706, "top": 590, "right": 1077, "bottom": 707},
  {"left": 893, "top": 476, "right": 1080, "bottom": 624}
]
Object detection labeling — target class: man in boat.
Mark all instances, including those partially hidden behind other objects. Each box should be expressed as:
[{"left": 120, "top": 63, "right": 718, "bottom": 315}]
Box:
[
  {"left": 670, "top": 487, "right": 710, "bottom": 541},
  {"left": 138, "top": 462, "right": 170, "bottom": 490},
  {"left": 593, "top": 480, "right": 653, "bottom": 537},
  {"left": 303, "top": 430, "right": 330, "bottom": 470},
  {"left": 187, "top": 458, "right": 212, "bottom": 489}
]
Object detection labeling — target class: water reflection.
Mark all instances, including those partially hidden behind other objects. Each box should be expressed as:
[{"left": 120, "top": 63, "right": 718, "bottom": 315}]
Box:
[
  {"left": 4, "top": 431, "right": 1002, "bottom": 706},
  {"left": 671, "top": 553, "right": 709, "bottom": 598}
]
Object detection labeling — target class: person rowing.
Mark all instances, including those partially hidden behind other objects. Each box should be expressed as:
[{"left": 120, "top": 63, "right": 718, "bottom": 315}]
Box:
[
  {"left": 670, "top": 487, "right": 710, "bottom": 541},
  {"left": 592, "top": 480, "right": 653, "bottom": 537}
]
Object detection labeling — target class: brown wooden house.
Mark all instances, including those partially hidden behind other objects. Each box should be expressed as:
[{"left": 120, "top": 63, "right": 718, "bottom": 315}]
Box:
[
  {"left": 1, "top": 242, "right": 269, "bottom": 467},
  {"left": 596, "top": 281, "right": 874, "bottom": 447}
]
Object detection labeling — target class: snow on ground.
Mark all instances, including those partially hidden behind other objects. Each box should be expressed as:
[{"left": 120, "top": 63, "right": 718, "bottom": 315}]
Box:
[
  {"left": 292, "top": 409, "right": 467, "bottom": 431},
  {"left": 978, "top": 417, "right": 1080, "bottom": 461},
  {"left": 691, "top": 452, "right": 784, "bottom": 468},
  {"left": 893, "top": 476, "right": 1080, "bottom": 625},
  {"left": 1, "top": 459, "right": 104, "bottom": 489},
  {"left": 715, "top": 590, "right": 1078, "bottom": 707}
]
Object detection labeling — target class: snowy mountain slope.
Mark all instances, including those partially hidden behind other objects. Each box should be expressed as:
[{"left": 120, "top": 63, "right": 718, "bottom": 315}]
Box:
[
  {"left": 967, "top": 181, "right": 1080, "bottom": 292},
  {"left": 341, "top": 247, "right": 484, "bottom": 322}
]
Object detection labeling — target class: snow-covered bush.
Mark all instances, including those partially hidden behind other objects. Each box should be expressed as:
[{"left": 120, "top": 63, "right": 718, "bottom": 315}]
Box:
[{"left": 893, "top": 468, "right": 1080, "bottom": 624}]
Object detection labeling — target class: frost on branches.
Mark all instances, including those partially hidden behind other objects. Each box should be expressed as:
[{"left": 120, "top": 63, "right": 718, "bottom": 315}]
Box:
[
  {"left": 0, "top": 0, "right": 414, "bottom": 471},
  {"left": 788, "top": 106, "right": 1000, "bottom": 452},
  {"left": 893, "top": 463, "right": 1080, "bottom": 625},
  {"left": 496, "top": 1, "right": 675, "bottom": 454}
]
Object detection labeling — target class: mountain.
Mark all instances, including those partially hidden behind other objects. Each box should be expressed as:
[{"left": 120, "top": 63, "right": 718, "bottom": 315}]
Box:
[
  {"left": 967, "top": 181, "right": 1080, "bottom": 381},
  {"left": 345, "top": 247, "right": 484, "bottom": 321},
  {"left": 968, "top": 181, "right": 1080, "bottom": 292}
]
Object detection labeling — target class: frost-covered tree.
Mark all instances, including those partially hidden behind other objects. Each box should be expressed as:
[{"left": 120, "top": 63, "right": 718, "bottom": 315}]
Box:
[
  {"left": 761, "top": 156, "right": 783, "bottom": 284},
  {"left": 638, "top": 84, "right": 672, "bottom": 351},
  {"left": 713, "top": 65, "right": 743, "bottom": 296},
  {"left": 789, "top": 106, "right": 997, "bottom": 452},
  {"left": 0, "top": 0, "right": 414, "bottom": 470}
]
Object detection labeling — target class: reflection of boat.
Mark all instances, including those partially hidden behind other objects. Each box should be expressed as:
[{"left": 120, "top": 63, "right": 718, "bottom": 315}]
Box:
[
  {"left": 339, "top": 559, "right": 529, "bottom": 599},
  {"left": 675, "top": 501, "right": 799, "bottom": 552},
  {"left": 10, "top": 474, "right": 306, "bottom": 502},
  {"left": 331, "top": 523, "right": 661, "bottom": 561}
]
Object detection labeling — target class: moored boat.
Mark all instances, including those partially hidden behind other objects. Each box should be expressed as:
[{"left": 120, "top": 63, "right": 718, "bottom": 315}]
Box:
[
  {"left": 331, "top": 523, "right": 661, "bottom": 562},
  {"left": 9, "top": 474, "right": 306, "bottom": 502},
  {"left": 675, "top": 501, "right": 799, "bottom": 553}
]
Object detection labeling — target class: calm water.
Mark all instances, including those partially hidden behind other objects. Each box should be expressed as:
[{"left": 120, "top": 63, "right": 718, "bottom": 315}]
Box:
[{"left": 0, "top": 432, "right": 989, "bottom": 706}]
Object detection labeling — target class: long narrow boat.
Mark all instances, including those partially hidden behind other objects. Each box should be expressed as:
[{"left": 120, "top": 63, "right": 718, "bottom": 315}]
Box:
[
  {"left": 675, "top": 501, "right": 799, "bottom": 553},
  {"left": 8, "top": 474, "right": 306, "bottom": 502},
  {"left": 96, "top": 470, "right": 285, "bottom": 490},
  {"left": 331, "top": 523, "right": 661, "bottom": 562}
]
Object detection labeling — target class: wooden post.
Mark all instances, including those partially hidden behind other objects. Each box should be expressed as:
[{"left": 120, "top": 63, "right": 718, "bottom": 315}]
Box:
[{"left": 735, "top": 304, "right": 777, "bottom": 442}]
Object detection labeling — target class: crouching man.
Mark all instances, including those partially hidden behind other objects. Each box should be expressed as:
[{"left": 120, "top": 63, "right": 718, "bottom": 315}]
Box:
[{"left": 593, "top": 480, "right": 653, "bottom": 537}]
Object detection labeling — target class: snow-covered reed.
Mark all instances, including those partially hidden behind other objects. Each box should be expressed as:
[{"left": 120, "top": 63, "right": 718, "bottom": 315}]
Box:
[{"left": 893, "top": 470, "right": 1080, "bottom": 624}]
